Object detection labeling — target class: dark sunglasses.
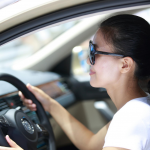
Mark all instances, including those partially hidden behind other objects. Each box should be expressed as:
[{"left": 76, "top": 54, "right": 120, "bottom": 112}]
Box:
[{"left": 89, "top": 40, "right": 125, "bottom": 65}]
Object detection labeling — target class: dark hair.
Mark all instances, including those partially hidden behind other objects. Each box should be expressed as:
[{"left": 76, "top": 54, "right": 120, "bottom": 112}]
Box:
[{"left": 99, "top": 14, "right": 150, "bottom": 92}]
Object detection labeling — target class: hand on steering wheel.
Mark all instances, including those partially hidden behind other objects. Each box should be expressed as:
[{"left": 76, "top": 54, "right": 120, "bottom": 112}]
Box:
[
  {"left": 19, "top": 84, "right": 54, "bottom": 112},
  {"left": 0, "top": 135, "right": 23, "bottom": 150},
  {"left": 0, "top": 74, "right": 56, "bottom": 150}
]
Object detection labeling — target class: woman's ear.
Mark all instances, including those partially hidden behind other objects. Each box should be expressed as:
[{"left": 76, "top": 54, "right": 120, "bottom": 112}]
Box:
[{"left": 120, "top": 57, "right": 134, "bottom": 74}]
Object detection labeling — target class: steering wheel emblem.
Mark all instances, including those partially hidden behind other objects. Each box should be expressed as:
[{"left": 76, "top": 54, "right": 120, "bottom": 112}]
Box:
[{"left": 21, "top": 118, "right": 34, "bottom": 134}]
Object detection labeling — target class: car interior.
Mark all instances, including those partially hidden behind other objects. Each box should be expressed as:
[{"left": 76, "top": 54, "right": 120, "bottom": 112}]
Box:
[{"left": 0, "top": 0, "right": 150, "bottom": 149}]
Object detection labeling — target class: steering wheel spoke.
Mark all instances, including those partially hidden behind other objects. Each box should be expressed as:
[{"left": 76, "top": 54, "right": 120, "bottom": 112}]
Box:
[
  {"left": 35, "top": 124, "right": 49, "bottom": 138},
  {"left": 0, "top": 116, "right": 10, "bottom": 128}
]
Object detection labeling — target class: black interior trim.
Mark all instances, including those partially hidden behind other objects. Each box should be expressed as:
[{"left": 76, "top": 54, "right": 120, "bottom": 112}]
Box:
[
  {"left": 51, "top": 54, "right": 72, "bottom": 76},
  {"left": 1, "top": 0, "right": 150, "bottom": 45}
]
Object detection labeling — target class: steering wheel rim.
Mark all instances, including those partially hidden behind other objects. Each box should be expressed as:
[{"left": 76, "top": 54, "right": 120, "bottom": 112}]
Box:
[{"left": 0, "top": 73, "right": 56, "bottom": 150}]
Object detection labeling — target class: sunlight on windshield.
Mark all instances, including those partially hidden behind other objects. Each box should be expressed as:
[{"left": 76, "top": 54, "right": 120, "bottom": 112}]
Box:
[{"left": 0, "top": 21, "right": 79, "bottom": 69}]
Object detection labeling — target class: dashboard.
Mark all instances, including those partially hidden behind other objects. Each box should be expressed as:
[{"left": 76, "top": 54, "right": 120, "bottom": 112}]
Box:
[{"left": 0, "top": 69, "right": 76, "bottom": 150}]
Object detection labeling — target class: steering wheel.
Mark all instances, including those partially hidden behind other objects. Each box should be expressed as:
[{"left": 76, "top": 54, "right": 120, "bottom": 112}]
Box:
[{"left": 0, "top": 73, "right": 56, "bottom": 150}]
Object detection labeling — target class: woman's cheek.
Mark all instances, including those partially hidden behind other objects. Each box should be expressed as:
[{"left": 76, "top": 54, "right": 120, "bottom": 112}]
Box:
[
  {"left": 90, "top": 58, "right": 119, "bottom": 87},
  {"left": 96, "top": 61, "right": 118, "bottom": 86},
  {"left": 91, "top": 64, "right": 107, "bottom": 87},
  {"left": 96, "top": 62, "right": 109, "bottom": 77},
  {"left": 105, "top": 62, "right": 120, "bottom": 83}
]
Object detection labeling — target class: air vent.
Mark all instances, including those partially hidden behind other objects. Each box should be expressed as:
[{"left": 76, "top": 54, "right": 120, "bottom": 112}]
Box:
[
  {"left": 11, "top": 95, "right": 23, "bottom": 107},
  {"left": 5, "top": 94, "right": 23, "bottom": 108},
  {"left": 0, "top": 94, "right": 24, "bottom": 109},
  {"left": 0, "top": 98, "right": 9, "bottom": 111}
]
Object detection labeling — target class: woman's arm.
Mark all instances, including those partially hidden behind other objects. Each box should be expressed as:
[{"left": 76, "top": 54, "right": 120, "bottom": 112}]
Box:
[
  {"left": 21, "top": 84, "right": 111, "bottom": 150},
  {"left": 49, "top": 99, "right": 111, "bottom": 150}
]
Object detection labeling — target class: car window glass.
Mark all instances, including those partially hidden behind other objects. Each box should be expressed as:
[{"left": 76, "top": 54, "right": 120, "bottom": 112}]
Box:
[
  {"left": 0, "top": 21, "right": 79, "bottom": 69},
  {"left": 71, "top": 39, "right": 90, "bottom": 76},
  {"left": 1, "top": 8, "right": 150, "bottom": 71}
]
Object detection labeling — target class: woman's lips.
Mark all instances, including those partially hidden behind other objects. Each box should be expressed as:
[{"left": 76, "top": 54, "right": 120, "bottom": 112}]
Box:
[{"left": 89, "top": 69, "right": 96, "bottom": 75}]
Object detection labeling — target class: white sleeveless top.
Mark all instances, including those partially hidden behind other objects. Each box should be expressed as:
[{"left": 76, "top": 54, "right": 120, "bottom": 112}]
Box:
[{"left": 103, "top": 95, "right": 150, "bottom": 150}]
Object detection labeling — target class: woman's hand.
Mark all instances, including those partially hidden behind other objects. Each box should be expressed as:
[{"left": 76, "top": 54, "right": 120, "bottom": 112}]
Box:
[
  {"left": 19, "top": 84, "right": 54, "bottom": 112},
  {"left": 0, "top": 135, "right": 23, "bottom": 150}
]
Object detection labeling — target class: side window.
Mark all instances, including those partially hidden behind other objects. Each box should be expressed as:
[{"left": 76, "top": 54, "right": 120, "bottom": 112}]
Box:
[
  {"left": 71, "top": 39, "right": 90, "bottom": 75},
  {"left": 0, "top": 21, "right": 79, "bottom": 70}
]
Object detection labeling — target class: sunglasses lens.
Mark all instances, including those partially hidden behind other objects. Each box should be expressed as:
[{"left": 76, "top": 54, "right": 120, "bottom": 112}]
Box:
[
  {"left": 89, "top": 42, "right": 95, "bottom": 65},
  {"left": 90, "top": 44, "right": 95, "bottom": 55}
]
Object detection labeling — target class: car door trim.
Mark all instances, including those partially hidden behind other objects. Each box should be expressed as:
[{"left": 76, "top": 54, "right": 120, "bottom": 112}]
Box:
[{"left": 1, "top": 0, "right": 150, "bottom": 45}]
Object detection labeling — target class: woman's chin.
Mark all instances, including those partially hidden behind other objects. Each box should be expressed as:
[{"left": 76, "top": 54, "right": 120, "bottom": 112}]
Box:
[{"left": 90, "top": 80, "right": 103, "bottom": 88}]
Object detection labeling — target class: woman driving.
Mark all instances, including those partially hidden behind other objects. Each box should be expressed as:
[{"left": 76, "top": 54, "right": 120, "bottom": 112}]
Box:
[{"left": 1, "top": 14, "right": 150, "bottom": 150}]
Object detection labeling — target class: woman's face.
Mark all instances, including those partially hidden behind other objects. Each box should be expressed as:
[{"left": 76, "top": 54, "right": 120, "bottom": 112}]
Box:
[{"left": 87, "top": 29, "right": 121, "bottom": 88}]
